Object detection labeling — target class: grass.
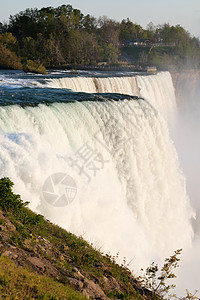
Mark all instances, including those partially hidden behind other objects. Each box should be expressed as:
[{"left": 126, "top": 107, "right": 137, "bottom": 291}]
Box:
[{"left": 0, "top": 256, "right": 87, "bottom": 299}]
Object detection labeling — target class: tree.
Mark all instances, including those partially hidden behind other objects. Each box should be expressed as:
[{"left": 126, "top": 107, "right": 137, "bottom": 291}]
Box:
[
  {"left": 119, "top": 18, "right": 137, "bottom": 43},
  {"left": 82, "top": 14, "right": 97, "bottom": 33},
  {"left": 0, "top": 32, "right": 17, "bottom": 48},
  {"left": 0, "top": 32, "right": 22, "bottom": 69},
  {"left": 0, "top": 44, "right": 22, "bottom": 69},
  {"left": 146, "top": 22, "right": 156, "bottom": 39},
  {"left": 9, "top": 8, "right": 39, "bottom": 41},
  {"left": 1, "top": 4, "right": 200, "bottom": 70},
  {"left": 0, "top": 22, "right": 7, "bottom": 33},
  {"left": 98, "top": 16, "right": 120, "bottom": 47},
  {"left": 119, "top": 18, "right": 145, "bottom": 44},
  {"left": 104, "top": 43, "right": 119, "bottom": 64}
]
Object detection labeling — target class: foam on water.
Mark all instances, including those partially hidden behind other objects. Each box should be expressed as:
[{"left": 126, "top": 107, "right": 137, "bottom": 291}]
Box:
[
  {"left": 0, "top": 73, "right": 39, "bottom": 89},
  {"left": 0, "top": 99, "right": 194, "bottom": 272},
  {"left": 43, "top": 72, "right": 176, "bottom": 123}
]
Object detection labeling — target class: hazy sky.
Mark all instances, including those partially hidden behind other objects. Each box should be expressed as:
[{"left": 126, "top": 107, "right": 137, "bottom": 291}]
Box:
[{"left": 0, "top": 0, "right": 199, "bottom": 37}]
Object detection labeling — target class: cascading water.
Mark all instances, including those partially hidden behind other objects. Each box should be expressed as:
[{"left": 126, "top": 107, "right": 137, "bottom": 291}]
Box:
[
  {"left": 0, "top": 70, "right": 198, "bottom": 295},
  {"left": 44, "top": 71, "right": 177, "bottom": 122}
]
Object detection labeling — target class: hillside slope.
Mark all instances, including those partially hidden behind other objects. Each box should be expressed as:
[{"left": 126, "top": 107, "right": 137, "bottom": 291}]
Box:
[{"left": 0, "top": 177, "right": 154, "bottom": 300}]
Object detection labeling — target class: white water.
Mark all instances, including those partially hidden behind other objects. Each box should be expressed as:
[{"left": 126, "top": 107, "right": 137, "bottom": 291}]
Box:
[
  {"left": 44, "top": 72, "right": 176, "bottom": 123},
  {"left": 0, "top": 72, "right": 39, "bottom": 89},
  {"left": 171, "top": 72, "right": 200, "bottom": 295},
  {"left": 0, "top": 71, "right": 197, "bottom": 295}
]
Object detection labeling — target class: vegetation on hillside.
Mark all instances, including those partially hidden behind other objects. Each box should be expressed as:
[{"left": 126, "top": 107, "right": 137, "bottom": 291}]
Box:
[
  {"left": 0, "top": 178, "right": 198, "bottom": 299},
  {"left": 0, "top": 177, "right": 154, "bottom": 299},
  {"left": 0, "top": 256, "right": 86, "bottom": 299},
  {"left": 0, "top": 5, "right": 200, "bottom": 71}
]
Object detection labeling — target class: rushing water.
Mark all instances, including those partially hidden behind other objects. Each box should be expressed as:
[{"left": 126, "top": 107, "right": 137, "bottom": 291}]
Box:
[{"left": 0, "top": 69, "right": 199, "bottom": 295}]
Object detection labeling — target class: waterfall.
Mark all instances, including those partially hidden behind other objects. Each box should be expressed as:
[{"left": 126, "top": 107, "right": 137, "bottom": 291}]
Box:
[
  {"left": 43, "top": 71, "right": 176, "bottom": 122},
  {"left": 0, "top": 70, "right": 197, "bottom": 294},
  {"left": 0, "top": 98, "right": 194, "bottom": 269}
]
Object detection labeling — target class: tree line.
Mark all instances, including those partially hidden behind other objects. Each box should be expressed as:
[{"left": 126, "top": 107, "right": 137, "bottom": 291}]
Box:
[{"left": 0, "top": 4, "right": 200, "bottom": 72}]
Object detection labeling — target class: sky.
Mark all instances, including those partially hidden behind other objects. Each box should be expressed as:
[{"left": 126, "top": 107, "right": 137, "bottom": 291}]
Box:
[{"left": 0, "top": 0, "right": 200, "bottom": 38}]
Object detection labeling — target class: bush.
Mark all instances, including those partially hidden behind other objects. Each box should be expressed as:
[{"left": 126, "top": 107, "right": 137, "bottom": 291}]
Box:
[
  {"left": 0, "top": 177, "right": 26, "bottom": 211},
  {"left": 23, "top": 59, "right": 47, "bottom": 74},
  {"left": 0, "top": 177, "right": 43, "bottom": 225}
]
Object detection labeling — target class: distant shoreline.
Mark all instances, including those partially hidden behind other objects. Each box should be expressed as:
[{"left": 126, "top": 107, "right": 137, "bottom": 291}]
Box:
[{"left": 0, "top": 64, "right": 157, "bottom": 75}]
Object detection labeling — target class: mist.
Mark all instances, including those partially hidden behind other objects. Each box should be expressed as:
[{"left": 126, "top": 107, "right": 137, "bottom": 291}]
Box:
[{"left": 172, "top": 70, "right": 200, "bottom": 296}]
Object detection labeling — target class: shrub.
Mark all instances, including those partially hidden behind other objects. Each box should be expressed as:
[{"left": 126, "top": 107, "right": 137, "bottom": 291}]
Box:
[
  {"left": 23, "top": 59, "right": 47, "bottom": 74},
  {"left": 139, "top": 249, "right": 182, "bottom": 298},
  {"left": 0, "top": 177, "right": 26, "bottom": 212},
  {"left": 0, "top": 177, "right": 43, "bottom": 226}
]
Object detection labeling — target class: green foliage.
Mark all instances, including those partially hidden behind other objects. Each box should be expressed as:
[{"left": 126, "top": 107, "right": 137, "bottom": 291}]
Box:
[
  {"left": 119, "top": 18, "right": 144, "bottom": 42},
  {"left": 0, "top": 32, "right": 22, "bottom": 69},
  {"left": 23, "top": 59, "right": 47, "bottom": 74},
  {"left": 0, "top": 32, "right": 17, "bottom": 47},
  {"left": 0, "top": 5, "right": 199, "bottom": 70},
  {"left": 9, "top": 233, "right": 24, "bottom": 247},
  {"left": 0, "top": 177, "right": 25, "bottom": 211},
  {"left": 104, "top": 43, "right": 119, "bottom": 64},
  {"left": 0, "top": 44, "right": 22, "bottom": 69},
  {"left": 0, "top": 273, "right": 10, "bottom": 287},
  {"left": 0, "top": 218, "right": 6, "bottom": 226},
  {"left": 0, "top": 22, "right": 7, "bottom": 33},
  {"left": 0, "top": 177, "right": 43, "bottom": 226},
  {"left": 0, "top": 256, "right": 87, "bottom": 299}
]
